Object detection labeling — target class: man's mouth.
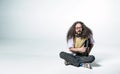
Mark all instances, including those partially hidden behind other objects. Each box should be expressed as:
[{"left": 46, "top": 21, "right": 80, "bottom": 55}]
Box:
[
  {"left": 77, "top": 31, "right": 81, "bottom": 34},
  {"left": 78, "top": 31, "right": 81, "bottom": 33}
]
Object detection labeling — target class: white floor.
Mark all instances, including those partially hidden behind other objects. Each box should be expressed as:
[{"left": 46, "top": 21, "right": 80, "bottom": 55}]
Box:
[{"left": 0, "top": 40, "right": 120, "bottom": 74}]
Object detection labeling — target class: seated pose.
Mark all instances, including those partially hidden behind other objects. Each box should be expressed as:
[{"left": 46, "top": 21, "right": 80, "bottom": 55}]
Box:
[{"left": 59, "top": 21, "right": 95, "bottom": 69}]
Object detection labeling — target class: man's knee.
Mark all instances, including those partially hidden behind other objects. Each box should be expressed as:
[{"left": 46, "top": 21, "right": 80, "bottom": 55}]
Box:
[
  {"left": 89, "top": 55, "right": 95, "bottom": 63},
  {"left": 59, "top": 51, "right": 66, "bottom": 58}
]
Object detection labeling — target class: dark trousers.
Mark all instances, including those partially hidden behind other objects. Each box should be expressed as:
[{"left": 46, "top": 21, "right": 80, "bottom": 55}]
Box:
[{"left": 59, "top": 51, "right": 95, "bottom": 67}]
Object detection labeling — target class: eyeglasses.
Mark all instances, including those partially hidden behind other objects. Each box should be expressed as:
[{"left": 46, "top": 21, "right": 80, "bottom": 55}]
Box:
[{"left": 75, "top": 27, "right": 82, "bottom": 30}]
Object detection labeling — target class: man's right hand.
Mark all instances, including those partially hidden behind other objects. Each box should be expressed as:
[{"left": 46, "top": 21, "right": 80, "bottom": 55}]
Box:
[{"left": 69, "top": 46, "right": 86, "bottom": 53}]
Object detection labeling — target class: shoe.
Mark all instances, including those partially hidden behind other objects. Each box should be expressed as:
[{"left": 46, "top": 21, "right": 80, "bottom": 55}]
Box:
[
  {"left": 83, "top": 63, "right": 92, "bottom": 69},
  {"left": 79, "top": 63, "right": 83, "bottom": 67},
  {"left": 64, "top": 61, "right": 70, "bottom": 66}
]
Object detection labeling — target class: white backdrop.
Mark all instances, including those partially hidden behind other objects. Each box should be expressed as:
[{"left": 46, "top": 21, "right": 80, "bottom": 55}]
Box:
[
  {"left": 0, "top": 0, "right": 120, "bottom": 74},
  {"left": 0, "top": 0, "right": 120, "bottom": 46}
]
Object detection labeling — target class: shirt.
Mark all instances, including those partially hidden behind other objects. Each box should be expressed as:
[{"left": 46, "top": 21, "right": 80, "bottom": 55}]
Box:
[{"left": 67, "top": 35, "right": 95, "bottom": 49}]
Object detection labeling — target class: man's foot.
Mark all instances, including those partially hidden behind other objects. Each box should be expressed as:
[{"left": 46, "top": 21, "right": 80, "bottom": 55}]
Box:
[
  {"left": 64, "top": 61, "right": 70, "bottom": 66},
  {"left": 83, "top": 63, "right": 92, "bottom": 69}
]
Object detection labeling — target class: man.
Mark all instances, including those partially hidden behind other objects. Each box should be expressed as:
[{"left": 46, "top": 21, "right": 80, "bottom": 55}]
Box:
[{"left": 59, "top": 21, "right": 95, "bottom": 69}]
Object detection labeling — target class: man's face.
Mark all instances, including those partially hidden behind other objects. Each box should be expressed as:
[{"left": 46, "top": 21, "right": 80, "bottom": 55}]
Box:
[{"left": 75, "top": 23, "right": 82, "bottom": 35}]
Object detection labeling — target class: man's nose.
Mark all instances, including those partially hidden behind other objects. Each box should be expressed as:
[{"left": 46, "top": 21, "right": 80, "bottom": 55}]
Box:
[{"left": 78, "top": 28, "right": 80, "bottom": 30}]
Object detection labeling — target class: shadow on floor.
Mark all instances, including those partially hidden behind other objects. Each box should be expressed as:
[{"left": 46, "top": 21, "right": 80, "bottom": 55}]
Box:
[{"left": 91, "top": 61, "right": 101, "bottom": 67}]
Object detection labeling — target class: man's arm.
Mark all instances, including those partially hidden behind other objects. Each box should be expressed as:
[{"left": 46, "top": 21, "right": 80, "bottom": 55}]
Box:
[
  {"left": 87, "top": 44, "right": 94, "bottom": 54},
  {"left": 84, "top": 39, "right": 94, "bottom": 55},
  {"left": 69, "top": 45, "right": 87, "bottom": 53}
]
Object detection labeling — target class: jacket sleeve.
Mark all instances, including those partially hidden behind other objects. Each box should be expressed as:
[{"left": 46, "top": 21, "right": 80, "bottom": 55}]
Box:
[{"left": 84, "top": 39, "right": 92, "bottom": 56}]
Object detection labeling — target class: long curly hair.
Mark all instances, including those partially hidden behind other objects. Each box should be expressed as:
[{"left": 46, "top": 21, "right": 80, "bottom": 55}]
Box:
[{"left": 67, "top": 21, "right": 93, "bottom": 42}]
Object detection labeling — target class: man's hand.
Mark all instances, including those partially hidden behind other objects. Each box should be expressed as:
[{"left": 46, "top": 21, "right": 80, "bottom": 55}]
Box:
[
  {"left": 78, "top": 46, "right": 86, "bottom": 53},
  {"left": 69, "top": 46, "right": 86, "bottom": 53}
]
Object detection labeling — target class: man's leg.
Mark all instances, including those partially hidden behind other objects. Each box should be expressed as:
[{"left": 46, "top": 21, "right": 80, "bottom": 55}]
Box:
[
  {"left": 60, "top": 51, "right": 95, "bottom": 67},
  {"left": 77, "top": 55, "right": 95, "bottom": 63},
  {"left": 76, "top": 55, "right": 95, "bottom": 69},
  {"left": 75, "top": 55, "right": 95, "bottom": 63},
  {"left": 59, "top": 51, "right": 80, "bottom": 67}
]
